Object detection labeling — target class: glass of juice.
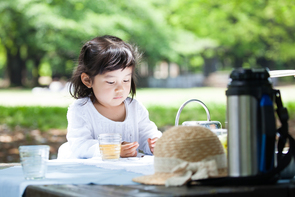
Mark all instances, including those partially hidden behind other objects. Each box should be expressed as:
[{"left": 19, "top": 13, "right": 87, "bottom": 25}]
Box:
[{"left": 98, "top": 133, "right": 121, "bottom": 161}]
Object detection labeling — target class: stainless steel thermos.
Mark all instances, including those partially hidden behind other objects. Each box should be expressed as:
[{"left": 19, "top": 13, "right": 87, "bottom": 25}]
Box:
[{"left": 226, "top": 68, "right": 277, "bottom": 177}]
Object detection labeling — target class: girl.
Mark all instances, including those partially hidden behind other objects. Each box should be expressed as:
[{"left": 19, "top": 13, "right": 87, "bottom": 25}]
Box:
[{"left": 58, "top": 35, "right": 162, "bottom": 159}]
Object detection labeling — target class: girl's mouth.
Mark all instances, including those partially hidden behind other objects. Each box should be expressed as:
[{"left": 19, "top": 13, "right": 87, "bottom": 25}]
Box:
[{"left": 114, "top": 96, "right": 123, "bottom": 99}]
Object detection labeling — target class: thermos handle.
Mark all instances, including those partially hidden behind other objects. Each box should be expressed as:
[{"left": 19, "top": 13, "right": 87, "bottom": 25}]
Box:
[
  {"left": 175, "top": 99, "right": 211, "bottom": 126},
  {"left": 259, "top": 94, "right": 276, "bottom": 173}
]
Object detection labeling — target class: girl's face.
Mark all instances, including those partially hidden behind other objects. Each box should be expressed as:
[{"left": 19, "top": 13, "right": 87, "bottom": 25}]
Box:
[{"left": 90, "top": 67, "right": 132, "bottom": 107}]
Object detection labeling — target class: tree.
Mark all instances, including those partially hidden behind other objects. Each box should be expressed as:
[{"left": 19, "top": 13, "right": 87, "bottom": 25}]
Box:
[
  {"left": 0, "top": 0, "right": 189, "bottom": 87},
  {"left": 0, "top": 0, "right": 82, "bottom": 86},
  {"left": 165, "top": 0, "right": 295, "bottom": 69}
]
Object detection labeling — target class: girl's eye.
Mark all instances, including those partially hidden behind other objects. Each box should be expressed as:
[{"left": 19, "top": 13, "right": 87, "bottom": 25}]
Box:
[
  {"left": 106, "top": 81, "right": 114, "bottom": 84},
  {"left": 123, "top": 79, "right": 130, "bottom": 83}
]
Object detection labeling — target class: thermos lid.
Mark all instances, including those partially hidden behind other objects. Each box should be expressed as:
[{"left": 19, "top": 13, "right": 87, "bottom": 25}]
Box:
[
  {"left": 226, "top": 68, "right": 273, "bottom": 96},
  {"left": 228, "top": 68, "right": 272, "bottom": 86},
  {"left": 230, "top": 68, "right": 270, "bottom": 81}
]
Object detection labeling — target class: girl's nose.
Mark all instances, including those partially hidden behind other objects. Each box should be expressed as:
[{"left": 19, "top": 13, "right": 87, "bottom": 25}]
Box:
[{"left": 115, "top": 83, "right": 124, "bottom": 92}]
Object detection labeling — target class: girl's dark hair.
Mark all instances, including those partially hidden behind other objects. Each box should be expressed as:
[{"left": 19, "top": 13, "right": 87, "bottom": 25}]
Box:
[{"left": 70, "top": 35, "right": 140, "bottom": 100}]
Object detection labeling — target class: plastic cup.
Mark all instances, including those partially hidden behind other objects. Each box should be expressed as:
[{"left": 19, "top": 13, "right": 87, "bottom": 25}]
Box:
[
  {"left": 211, "top": 129, "right": 227, "bottom": 137},
  {"left": 98, "top": 133, "right": 121, "bottom": 161},
  {"left": 19, "top": 145, "right": 50, "bottom": 180},
  {"left": 211, "top": 129, "right": 228, "bottom": 155}
]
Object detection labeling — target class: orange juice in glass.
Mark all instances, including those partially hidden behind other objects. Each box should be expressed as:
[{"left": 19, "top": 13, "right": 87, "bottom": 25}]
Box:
[{"left": 98, "top": 133, "right": 121, "bottom": 161}]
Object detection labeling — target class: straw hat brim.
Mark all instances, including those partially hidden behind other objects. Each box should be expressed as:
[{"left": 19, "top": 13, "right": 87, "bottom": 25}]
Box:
[
  {"left": 132, "top": 169, "right": 228, "bottom": 185},
  {"left": 132, "top": 172, "right": 175, "bottom": 185}
]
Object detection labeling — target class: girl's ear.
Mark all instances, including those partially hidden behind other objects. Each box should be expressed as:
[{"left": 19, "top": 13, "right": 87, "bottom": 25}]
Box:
[{"left": 81, "top": 73, "right": 92, "bottom": 88}]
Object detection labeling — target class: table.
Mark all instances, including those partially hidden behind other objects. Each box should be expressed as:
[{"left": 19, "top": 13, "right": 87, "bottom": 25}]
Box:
[
  {"left": 1, "top": 158, "right": 295, "bottom": 197},
  {"left": 25, "top": 180, "right": 295, "bottom": 197},
  {"left": 0, "top": 163, "right": 20, "bottom": 170},
  {"left": 0, "top": 157, "right": 154, "bottom": 197}
]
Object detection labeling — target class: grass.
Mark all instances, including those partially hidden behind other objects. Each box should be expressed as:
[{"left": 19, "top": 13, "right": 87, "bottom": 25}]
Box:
[
  {"left": 1, "top": 101, "right": 294, "bottom": 132},
  {"left": 0, "top": 106, "right": 68, "bottom": 131},
  {"left": 286, "top": 102, "right": 295, "bottom": 120},
  {"left": 0, "top": 86, "right": 295, "bottom": 132},
  {"left": 0, "top": 104, "right": 227, "bottom": 132}
]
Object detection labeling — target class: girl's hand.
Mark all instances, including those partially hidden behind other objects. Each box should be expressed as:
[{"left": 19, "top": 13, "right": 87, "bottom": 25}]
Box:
[
  {"left": 120, "top": 141, "right": 139, "bottom": 157},
  {"left": 147, "top": 137, "right": 158, "bottom": 154}
]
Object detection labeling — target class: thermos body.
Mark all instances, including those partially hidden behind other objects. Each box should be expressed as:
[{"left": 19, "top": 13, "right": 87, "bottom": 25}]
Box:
[
  {"left": 226, "top": 68, "right": 276, "bottom": 177},
  {"left": 227, "top": 95, "right": 258, "bottom": 176}
]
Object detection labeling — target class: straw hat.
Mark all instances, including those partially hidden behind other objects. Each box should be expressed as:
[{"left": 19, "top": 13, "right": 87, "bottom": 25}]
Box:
[{"left": 133, "top": 126, "right": 227, "bottom": 186}]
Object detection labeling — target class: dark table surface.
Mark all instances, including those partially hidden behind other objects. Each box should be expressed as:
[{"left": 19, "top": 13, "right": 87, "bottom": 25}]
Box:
[
  {"left": 24, "top": 179, "right": 295, "bottom": 197},
  {"left": 2, "top": 163, "right": 294, "bottom": 197}
]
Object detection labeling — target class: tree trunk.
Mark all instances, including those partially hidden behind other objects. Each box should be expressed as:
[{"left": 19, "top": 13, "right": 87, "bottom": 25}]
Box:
[
  {"left": 32, "top": 58, "right": 41, "bottom": 87},
  {"left": 147, "top": 59, "right": 155, "bottom": 77},
  {"left": 6, "top": 47, "right": 25, "bottom": 87},
  {"left": 202, "top": 57, "right": 218, "bottom": 77},
  {"left": 256, "top": 57, "right": 275, "bottom": 69},
  {"left": 233, "top": 57, "right": 243, "bottom": 69}
]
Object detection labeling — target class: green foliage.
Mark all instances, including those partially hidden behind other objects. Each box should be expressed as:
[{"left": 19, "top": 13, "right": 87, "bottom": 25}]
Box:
[
  {"left": 0, "top": 0, "right": 193, "bottom": 83},
  {"left": 1, "top": 0, "right": 295, "bottom": 85},
  {"left": 39, "top": 61, "right": 52, "bottom": 77},
  {"left": 0, "top": 106, "right": 67, "bottom": 131},
  {"left": 286, "top": 102, "right": 295, "bottom": 120},
  {"left": 166, "top": 0, "right": 295, "bottom": 68}
]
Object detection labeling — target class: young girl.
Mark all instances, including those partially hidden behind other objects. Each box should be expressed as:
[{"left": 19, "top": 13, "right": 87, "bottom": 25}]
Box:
[{"left": 58, "top": 35, "right": 162, "bottom": 159}]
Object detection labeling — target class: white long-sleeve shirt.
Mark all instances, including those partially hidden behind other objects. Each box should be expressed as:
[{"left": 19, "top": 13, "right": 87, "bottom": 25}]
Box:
[{"left": 63, "top": 97, "right": 162, "bottom": 159}]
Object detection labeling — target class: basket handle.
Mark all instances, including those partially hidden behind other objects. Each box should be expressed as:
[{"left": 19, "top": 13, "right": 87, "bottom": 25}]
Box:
[{"left": 175, "top": 99, "right": 211, "bottom": 126}]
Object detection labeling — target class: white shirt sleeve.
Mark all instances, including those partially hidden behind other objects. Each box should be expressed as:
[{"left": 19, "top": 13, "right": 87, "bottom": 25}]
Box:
[
  {"left": 66, "top": 100, "right": 100, "bottom": 159},
  {"left": 136, "top": 101, "right": 162, "bottom": 155}
]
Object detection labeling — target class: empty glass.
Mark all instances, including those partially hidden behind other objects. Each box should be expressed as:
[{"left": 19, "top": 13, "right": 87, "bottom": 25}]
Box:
[{"left": 19, "top": 145, "right": 50, "bottom": 180}]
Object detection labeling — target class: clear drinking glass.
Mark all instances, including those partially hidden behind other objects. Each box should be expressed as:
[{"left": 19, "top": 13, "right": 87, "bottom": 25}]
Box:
[
  {"left": 98, "top": 133, "right": 121, "bottom": 161},
  {"left": 19, "top": 145, "right": 50, "bottom": 180}
]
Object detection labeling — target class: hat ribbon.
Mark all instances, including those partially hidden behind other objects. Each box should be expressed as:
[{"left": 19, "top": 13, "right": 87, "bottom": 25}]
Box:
[{"left": 165, "top": 159, "right": 218, "bottom": 187}]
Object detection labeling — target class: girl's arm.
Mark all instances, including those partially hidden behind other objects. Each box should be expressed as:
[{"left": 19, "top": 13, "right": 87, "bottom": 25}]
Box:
[
  {"left": 66, "top": 104, "right": 99, "bottom": 159},
  {"left": 137, "top": 102, "right": 162, "bottom": 154},
  {"left": 147, "top": 137, "right": 159, "bottom": 153}
]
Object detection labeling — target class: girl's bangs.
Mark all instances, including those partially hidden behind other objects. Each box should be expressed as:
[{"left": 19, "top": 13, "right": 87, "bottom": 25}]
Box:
[{"left": 104, "top": 47, "right": 135, "bottom": 72}]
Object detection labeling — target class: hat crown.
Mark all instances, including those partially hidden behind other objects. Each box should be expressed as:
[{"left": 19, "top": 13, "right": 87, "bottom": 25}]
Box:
[
  {"left": 132, "top": 126, "right": 228, "bottom": 186},
  {"left": 154, "top": 126, "right": 225, "bottom": 162}
]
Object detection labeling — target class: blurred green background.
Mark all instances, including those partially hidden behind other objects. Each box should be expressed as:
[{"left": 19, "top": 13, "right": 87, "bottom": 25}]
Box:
[
  {"left": 1, "top": 0, "right": 295, "bottom": 162},
  {"left": 1, "top": 0, "right": 295, "bottom": 87}
]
